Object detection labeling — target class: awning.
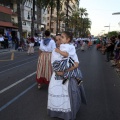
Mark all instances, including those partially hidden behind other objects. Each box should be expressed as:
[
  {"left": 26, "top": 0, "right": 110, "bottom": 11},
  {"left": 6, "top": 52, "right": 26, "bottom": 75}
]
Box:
[{"left": 0, "top": 21, "right": 18, "bottom": 28}]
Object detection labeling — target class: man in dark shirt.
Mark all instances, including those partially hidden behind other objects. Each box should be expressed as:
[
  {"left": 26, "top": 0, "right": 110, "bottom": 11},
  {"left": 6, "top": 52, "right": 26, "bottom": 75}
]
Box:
[
  {"left": 105, "top": 39, "right": 114, "bottom": 62},
  {"left": 4, "top": 34, "right": 8, "bottom": 49},
  {"left": 13, "top": 35, "right": 19, "bottom": 50}
]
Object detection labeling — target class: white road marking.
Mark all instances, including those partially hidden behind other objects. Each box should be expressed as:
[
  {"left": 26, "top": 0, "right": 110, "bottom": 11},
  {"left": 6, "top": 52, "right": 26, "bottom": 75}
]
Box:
[
  {"left": 0, "top": 71, "right": 36, "bottom": 94},
  {"left": 0, "top": 56, "right": 37, "bottom": 69},
  {"left": 0, "top": 59, "right": 37, "bottom": 74}
]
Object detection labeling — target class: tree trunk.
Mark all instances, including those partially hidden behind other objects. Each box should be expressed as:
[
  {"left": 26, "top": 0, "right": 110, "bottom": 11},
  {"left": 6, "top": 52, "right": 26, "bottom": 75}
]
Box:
[
  {"left": 17, "top": 1, "right": 22, "bottom": 41},
  {"left": 37, "top": 2, "right": 41, "bottom": 33},
  {"left": 59, "top": 20, "right": 60, "bottom": 33},
  {"left": 31, "top": 0, "right": 35, "bottom": 37},
  {"left": 80, "top": 14, "right": 83, "bottom": 36},
  {"left": 50, "top": 6, "right": 53, "bottom": 31},
  {"left": 66, "top": 0, "right": 69, "bottom": 31},
  {"left": 56, "top": 0, "right": 60, "bottom": 35}
]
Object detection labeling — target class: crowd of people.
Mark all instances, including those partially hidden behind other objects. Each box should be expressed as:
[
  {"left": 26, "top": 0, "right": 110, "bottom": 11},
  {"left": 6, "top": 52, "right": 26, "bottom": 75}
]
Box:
[
  {"left": 0, "top": 33, "right": 10, "bottom": 49},
  {"left": 95, "top": 34, "right": 120, "bottom": 72},
  {"left": 36, "top": 30, "right": 87, "bottom": 120}
]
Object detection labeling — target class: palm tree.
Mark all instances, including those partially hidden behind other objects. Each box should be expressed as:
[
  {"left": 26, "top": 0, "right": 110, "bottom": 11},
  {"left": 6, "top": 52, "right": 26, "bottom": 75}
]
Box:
[
  {"left": 79, "top": 8, "right": 87, "bottom": 36},
  {"left": 16, "top": 0, "right": 32, "bottom": 41},
  {"left": 31, "top": 0, "right": 35, "bottom": 37},
  {"left": 41, "top": 0, "right": 63, "bottom": 34},
  {"left": 65, "top": 0, "right": 79, "bottom": 31},
  {"left": 17, "top": 0, "right": 24, "bottom": 41},
  {"left": 56, "top": 0, "right": 61, "bottom": 34},
  {"left": 48, "top": 1, "right": 56, "bottom": 31},
  {"left": 82, "top": 17, "right": 91, "bottom": 37},
  {"left": 68, "top": 7, "right": 91, "bottom": 37},
  {"left": 36, "top": 0, "right": 46, "bottom": 32}
]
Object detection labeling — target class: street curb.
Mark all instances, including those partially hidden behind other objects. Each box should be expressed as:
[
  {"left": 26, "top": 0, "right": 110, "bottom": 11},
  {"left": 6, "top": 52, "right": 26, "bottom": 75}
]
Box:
[{"left": 0, "top": 49, "right": 16, "bottom": 54}]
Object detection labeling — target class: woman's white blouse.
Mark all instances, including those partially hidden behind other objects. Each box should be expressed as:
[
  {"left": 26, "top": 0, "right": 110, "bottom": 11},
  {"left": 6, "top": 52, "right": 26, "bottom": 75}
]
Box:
[{"left": 39, "top": 39, "right": 56, "bottom": 52}]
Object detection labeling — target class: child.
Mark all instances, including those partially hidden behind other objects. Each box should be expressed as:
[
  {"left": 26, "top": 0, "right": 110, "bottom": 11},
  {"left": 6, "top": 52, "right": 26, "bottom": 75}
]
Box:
[{"left": 52, "top": 31, "right": 83, "bottom": 86}]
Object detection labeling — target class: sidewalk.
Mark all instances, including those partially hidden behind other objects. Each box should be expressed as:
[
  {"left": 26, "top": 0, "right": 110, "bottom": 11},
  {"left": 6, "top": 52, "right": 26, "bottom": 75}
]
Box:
[
  {"left": 0, "top": 46, "right": 39, "bottom": 54},
  {"left": 109, "top": 60, "right": 120, "bottom": 78},
  {"left": 0, "top": 48, "right": 16, "bottom": 54}
]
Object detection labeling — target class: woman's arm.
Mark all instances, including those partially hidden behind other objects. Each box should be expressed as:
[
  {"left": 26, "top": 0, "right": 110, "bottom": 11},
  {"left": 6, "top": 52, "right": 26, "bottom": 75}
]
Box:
[
  {"left": 56, "top": 62, "right": 79, "bottom": 76},
  {"left": 66, "top": 62, "right": 79, "bottom": 72}
]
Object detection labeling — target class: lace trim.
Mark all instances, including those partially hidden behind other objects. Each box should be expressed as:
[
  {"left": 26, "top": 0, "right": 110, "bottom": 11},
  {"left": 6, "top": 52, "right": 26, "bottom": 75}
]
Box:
[
  {"left": 49, "top": 93, "right": 69, "bottom": 97},
  {"left": 48, "top": 106, "right": 71, "bottom": 112}
]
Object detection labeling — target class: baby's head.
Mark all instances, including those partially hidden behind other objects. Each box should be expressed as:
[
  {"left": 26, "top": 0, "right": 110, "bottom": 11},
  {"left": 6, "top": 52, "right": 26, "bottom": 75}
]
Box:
[{"left": 61, "top": 31, "right": 73, "bottom": 44}]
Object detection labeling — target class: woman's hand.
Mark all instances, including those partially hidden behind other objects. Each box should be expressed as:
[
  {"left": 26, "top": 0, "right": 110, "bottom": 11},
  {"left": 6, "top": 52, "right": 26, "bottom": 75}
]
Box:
[
  {"left": 67, "top": 62, "right": 79, "bottom": 72},
  {"left": 56, "top": 71, "right": 64, "bottom": 76}
]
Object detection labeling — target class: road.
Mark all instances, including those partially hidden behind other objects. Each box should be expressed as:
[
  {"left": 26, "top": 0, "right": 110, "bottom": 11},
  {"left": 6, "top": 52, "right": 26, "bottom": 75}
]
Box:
[{"left": 0, "top": 45, "right": 120, "bottom": 120}]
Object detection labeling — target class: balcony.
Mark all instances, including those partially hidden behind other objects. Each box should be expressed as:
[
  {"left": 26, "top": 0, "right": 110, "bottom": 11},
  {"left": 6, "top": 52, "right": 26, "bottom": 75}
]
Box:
[
  {"left": 12, "top": 22, "right": 18, "bottom": 27},
  {"left": 12, "top": 8, "right": 17, "bottom": 16},
  {"left": 51, "top": 25, "right": 54, "bottom": 28},
  {"left": 0, "top": 5, "right": 12, "bottom": 14}
]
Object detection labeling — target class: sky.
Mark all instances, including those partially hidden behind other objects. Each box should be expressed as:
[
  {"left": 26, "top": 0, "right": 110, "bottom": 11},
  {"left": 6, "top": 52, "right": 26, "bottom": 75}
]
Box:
[{"left": 80, "top": 0, "right": 120, "bottom": 36}]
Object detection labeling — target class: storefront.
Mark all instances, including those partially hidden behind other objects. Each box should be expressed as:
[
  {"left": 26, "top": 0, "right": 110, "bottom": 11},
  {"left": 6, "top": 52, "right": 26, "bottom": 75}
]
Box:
[{"left": 0, "top": 27, "right": 5, "bottom": 35}]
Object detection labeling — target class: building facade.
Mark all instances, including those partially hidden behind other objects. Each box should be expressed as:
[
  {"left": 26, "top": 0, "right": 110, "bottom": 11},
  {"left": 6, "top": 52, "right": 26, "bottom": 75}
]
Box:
[
  {"left": 0, "top": 3, "right": 18, "bottom": 37},
  {"left": 0, "top": 0, "right": 79, "bottom": 38},
  {"left": 46, "top": 0, "right": 79, "bottom": 35}
]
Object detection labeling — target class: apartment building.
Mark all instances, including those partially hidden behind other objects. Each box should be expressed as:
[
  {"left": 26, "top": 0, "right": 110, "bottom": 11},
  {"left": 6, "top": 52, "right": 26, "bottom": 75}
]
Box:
[
  {"left": 46, "top": 0, "right": 79, "bottom": 35},
  {"left": 0, "top": 0, "right": 79, "bottom": 38},
  {"left": 0, "top": 2, "right": 18, "bottom": 37},
  {"left": 21, "top": 0, "right": 47, "bottom": 38}
]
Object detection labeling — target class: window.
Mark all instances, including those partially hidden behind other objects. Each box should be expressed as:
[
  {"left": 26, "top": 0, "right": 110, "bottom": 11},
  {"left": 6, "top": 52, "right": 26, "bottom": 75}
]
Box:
[
  {"left": 0, "top": 12, "right": 11, "bottom": 22},
  {"left": 51, "top": 28, "right": 53, "bottom": 32},
  {"left": 47, "top": 17, "right": 49, "bottom": 20},
  {"left": 62, "top": 24, "right": 65, "bottom": 28},
  {"left": 27, "top": 21, "right": 31, "bottom": 26},
  {"left": 11, "top": 18, "right": 14, "bottom": 22},
  {"left": 47, "top": 23, "right": 49, "bottom": 26}
]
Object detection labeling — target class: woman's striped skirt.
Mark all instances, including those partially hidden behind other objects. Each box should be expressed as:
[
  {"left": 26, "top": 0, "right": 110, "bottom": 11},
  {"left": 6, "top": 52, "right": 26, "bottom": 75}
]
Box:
[{"left": 36, "top": 52, "right": 52, "bottom": 84}]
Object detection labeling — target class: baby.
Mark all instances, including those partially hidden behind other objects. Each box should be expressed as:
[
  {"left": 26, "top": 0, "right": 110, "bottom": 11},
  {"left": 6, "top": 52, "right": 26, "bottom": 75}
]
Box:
[{"left": 52, "top": 31, "right": 83, "bottom": 85}]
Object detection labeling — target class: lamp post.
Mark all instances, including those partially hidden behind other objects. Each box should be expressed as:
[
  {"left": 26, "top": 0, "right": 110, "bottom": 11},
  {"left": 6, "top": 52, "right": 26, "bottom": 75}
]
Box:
[
  {"left": 101, "top": 30, "right": 105, "bottom": 35},
  {"left": 104, "top": 24, "right": 110, "bottom": 33},
  {"left": 112, "top": 12, "right": 120, "bottom": 15},
  {"left": 112, "top": 12, "right": 120, "bottom": 31}
]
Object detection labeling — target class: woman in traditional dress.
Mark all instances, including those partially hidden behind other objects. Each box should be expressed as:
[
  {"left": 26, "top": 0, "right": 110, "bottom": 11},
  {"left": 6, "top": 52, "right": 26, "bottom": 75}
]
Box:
[
  {"left": 36, "top": 30, "right": 56, "bottom": 89},
  {"left": 81, "top": 40, "right": 86, "bottom": 51},
  {"left": 47, "top": 32, "right": 87, "bottom": 120},
  {"left": 27, "top": 35, "right": 35, "bottom": 55}
]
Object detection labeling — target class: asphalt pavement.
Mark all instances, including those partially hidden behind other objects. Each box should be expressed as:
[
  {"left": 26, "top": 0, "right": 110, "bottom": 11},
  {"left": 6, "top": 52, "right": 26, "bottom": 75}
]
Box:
[{"left": 0, "top": 45, "right": 120, "bottom": 120}]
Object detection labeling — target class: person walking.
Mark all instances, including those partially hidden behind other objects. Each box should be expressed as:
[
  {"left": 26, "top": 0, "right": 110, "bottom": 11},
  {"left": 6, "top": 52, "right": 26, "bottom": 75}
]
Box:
[
  {"left": 27, "top": 36, "right": 35, "bottom": 55},
  {"left": 36, "top": 30, "right": 56, "bottom": 89},
  {"left": 3, "top": 33, "right": 8, "bottom": 49},
  {"left": 105, "top": 38, "right": 114, "bottom": 62},
  {"left": 13, "top": 34, "right": 19, "bottom": 50},
  {"left": 114, "top": 35, "right": 120, "bottom": 66},
  {"left": 47, "top": 31, "right": 87, "bottom": 120},
  {"left": 0, "top": 34, "right": 4, "bottom": 48}
]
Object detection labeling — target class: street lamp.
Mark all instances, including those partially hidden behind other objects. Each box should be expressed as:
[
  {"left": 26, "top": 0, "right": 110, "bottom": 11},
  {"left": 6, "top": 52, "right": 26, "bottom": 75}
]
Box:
[
  {"left": 112, "top": 12, "right": 120, "bottom": 15},
  {"left": 104, "top": 24, "right": 110, "bottom": 32}
]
